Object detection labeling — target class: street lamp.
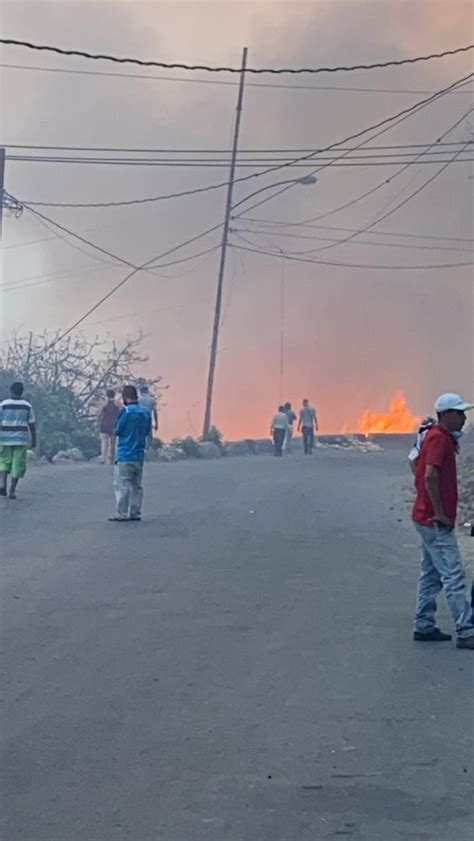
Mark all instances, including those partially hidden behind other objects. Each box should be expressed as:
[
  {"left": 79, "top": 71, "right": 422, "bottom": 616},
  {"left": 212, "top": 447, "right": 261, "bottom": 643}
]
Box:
[{"left": 231, "top": 175, "right": 317, "bottom": 217}]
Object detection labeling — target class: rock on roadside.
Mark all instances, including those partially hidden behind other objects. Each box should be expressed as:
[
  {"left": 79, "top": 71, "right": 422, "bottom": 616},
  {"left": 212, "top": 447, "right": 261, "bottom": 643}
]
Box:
[
  {"left": 52, "top": 448, "right": 86, "bottom": 464},
  {"left": 253, "top": 439, "right": 273, "bottom": 455},
  {"left": 224, "top": 441, "right": 252, "bottom": 457},
  {"left": 196, "top": 442, "right": 222, "bottom": 459}
]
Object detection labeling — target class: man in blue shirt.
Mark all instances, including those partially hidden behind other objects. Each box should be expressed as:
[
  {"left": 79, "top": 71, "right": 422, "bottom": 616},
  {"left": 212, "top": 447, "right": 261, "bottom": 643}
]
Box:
[{"left": 109, "top": 385, "right": 151, "bottom": 522}]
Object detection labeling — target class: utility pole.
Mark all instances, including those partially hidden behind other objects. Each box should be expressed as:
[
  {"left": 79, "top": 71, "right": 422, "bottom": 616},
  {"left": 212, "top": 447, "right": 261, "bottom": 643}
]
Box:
[
  {"left": 0, "top": 147, "right": 5, "bottom": 242},
  {"left": 202, "top": 47, "right": 248, "bottom": 436},
  {"left": 279, "top": 250, "right": 285, "bottom": 403}
]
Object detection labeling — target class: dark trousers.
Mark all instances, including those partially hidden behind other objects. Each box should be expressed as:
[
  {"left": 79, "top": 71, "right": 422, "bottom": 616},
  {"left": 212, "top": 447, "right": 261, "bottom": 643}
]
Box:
[
  {"left": 302, "top": 426, "right": 314, "bottom": 454},
  {"left": 273, "top": 428, "right": 285, "bottom": 457}
]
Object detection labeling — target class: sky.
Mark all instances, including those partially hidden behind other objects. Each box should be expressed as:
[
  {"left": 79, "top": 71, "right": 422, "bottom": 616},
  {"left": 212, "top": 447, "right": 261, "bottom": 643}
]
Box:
[{"left": 1, "top": 0, "right": 473, "bottom": 439}]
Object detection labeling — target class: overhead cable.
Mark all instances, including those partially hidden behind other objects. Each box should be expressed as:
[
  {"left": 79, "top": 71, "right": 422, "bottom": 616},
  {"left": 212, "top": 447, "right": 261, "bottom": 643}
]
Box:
[
  {"left": 3, "top": 198, "right": 224, "bottom": 346},
  {"left": 236, "top": 219, "right": 474, "bottom": 244},
  {"left": 12, "top": 71, "right": 474, "bottom": 209},
  {"left": 2, "top": 61, "right": 474, "bottom": 95},
  {"left": 231, "top": 242, "right": 473, "bottom": 270},
  {"left": 1, "top": 38, "right": 472, "bottom": 74},
  {"left": 239, "top": 106, "right": 474, "bottom": 226},
  {"left": 231, "top": 228, "right": 474, "bottom": 253},
  {"left": 268, "top": 138, "right": 474, "bottom": 258},
  {"left": 231, "top": 80, "right": 474, "bottom": 218},
  {"left": 3, "top": 141, "right": 472, "bottom": 153}
]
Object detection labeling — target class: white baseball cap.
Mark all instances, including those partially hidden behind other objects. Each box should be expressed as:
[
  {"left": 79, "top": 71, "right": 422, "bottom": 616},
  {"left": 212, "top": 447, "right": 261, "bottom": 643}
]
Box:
[{"left": 434, "top": 392, "right": 473, "bottom": 413}]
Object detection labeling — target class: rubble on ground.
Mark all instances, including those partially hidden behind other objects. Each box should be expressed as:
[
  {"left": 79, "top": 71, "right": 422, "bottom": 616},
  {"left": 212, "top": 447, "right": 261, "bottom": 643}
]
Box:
[
  {"left": 316, "top": 435, "right": 382, "bottom": 453},
  {"left": 155, "top": 445, "right": 186, "bottom": 462},
  {"left": 52, "top": 448, "right": 86, "bottom": 464},
  {"left": 34, "top": 434, "right": 385, "bottom": 465}
]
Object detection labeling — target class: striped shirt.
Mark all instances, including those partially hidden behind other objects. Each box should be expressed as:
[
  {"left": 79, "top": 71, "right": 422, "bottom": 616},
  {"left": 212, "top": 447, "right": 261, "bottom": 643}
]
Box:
[{"left": 0, "top": 398, "right": 36, "bottom": 446}]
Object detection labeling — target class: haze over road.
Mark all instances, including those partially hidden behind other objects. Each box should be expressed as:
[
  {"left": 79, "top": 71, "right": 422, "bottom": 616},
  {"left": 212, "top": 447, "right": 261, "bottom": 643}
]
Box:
[{"left": 1, "top": 448, "right": 472, "bottom": 840}]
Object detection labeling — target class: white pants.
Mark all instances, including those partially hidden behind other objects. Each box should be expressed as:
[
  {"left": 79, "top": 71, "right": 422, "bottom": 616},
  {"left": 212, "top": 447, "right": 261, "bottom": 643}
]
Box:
[
  {"left": 283, "top": 426, "right": 293, "bottom": 452},
  {"left": 100, "top": 433, "right": 116, "bottom": 463},
  {"left": 114, "top": 462, "right": 144, "bottom": 519}
]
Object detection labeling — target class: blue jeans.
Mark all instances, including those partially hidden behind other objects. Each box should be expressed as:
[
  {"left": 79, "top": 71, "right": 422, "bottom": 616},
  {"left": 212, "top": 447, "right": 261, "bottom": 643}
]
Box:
[
  {"left": 302, "top": 426, "right": 314, "bottom": 454},
  {"left": 414, "top": 524, "right": 474, "bottom": 639}
]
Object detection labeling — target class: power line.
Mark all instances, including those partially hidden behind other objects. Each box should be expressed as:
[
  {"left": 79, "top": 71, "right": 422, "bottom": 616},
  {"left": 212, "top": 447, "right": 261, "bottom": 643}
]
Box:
[
  {"left": 3, "top": 141, "right": 473, "bottom": 153},
  {"left": 236, "top": 219, "right": 474, "bottom": 244},
  {"left": 6, "top": 152, "right": 474, "bottom": 163},
  {"left": 2, "top": 61, "right": 474, "bottom": 95},
  {"left": 10, "top": 72, "right": 474, "bottom": 209},
  {"left": 1, "top": 38, "right": 472, "bottom": 74},
  {"left": 231, "top": 242, "right": 473, "bottom": 270},
  {"left": 6, "top": 72, "right": 472, "bottom": 337},
  {"left": 4, "top": 193, "right": 223, "bottom": 291},
  {"left": 238, "top": 104, "right": 474, "bottom": 228},
  {"left": 230, "top": 75, "right": 474, "bottom": 218},
  {"left": 274, "top": 138, "right": 473, "bottom": 258},
  {"left": 7, "top": 155, "right": 474, "bottom": 171},
  {"left": 2, "top": 245, "right": 219, "bottom": 294},
  {"left": 12, "top": 201, "right": 219, "bottom": 272},
  {"left": 3, "top": 201, "right": 224, "bottom": 347},
  {"left": 232, "top": 227, "right": 474, "bottom": 253}
]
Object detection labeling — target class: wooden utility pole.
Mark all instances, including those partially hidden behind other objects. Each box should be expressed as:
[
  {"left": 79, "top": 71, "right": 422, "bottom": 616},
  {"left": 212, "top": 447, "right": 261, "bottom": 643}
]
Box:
[
  {"left": 0, "top": 147, "right": 5, "bottom": 241},
  {"left": 202, "top": 47, "right": 248, "bottom": 436}
]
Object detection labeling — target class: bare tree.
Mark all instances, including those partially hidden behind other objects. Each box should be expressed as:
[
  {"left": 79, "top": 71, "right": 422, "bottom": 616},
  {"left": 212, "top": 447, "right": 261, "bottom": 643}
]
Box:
[
  {"left": 1, "top": 331, "right": 166, "bottom": 417},
  {"left": 0, "top": 331, "right": 168, "bottom": 458}
]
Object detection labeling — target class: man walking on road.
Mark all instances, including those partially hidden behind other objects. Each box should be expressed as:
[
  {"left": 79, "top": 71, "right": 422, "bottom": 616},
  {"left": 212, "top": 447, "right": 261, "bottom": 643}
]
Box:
[
  {"left": 139, "top": 385, "right": 158, "bottom": 448},
  {"left": 283, "top": 402, "right": 297, "bottom": 452},
  {"left": 109, "top": 385, "right": 151, "bottom": 522},
  {"left": 0, "top": 382, "right": 37, "bottom": 500},
  {"left": 298, "top": 399, "right": 318, "bottom": 455},
  {"left": 271, "top": 406, "right": 289, "bottom": 457},
  {"left": 412, "top": 392, "right": 474, "bottom": 649},
  {"left": 98, "top": 389, "right": 119, "bottom": 464}
]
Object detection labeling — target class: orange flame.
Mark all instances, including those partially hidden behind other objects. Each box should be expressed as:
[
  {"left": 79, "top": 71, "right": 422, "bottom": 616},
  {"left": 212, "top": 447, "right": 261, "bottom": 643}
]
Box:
[{"left": 356, "top": 392, "right": 420, "bottom": 434}]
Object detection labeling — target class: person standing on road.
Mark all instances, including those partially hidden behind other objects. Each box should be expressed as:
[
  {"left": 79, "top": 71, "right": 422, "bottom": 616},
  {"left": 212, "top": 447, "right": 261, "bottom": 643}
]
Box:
[
  {"left": 139, "top": 385, "right": 158, "bottom": 449},
  {"left": 271, "top": 406, "right": 289, "bottom": 457},
  {"left": 98, "top": 389, "right": 119, "bottom": 464},
  {"left": 298, "top": 399, "right": 318, "bottom": 455},
  {"left": 412, "top": 392, "right": 474, "bottom": 650},
  {"left": 109, "top": 385, "right": 151, "bottom": 522},
  {"left": 0, "top": 381, "right": 37, "bottom": 500},
  {"left": 283, "top": 402, "right": 297, "bottom": 453}
]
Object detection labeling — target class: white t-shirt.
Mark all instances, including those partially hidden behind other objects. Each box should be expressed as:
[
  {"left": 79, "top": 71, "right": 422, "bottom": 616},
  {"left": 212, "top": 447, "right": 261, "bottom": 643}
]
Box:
[{"left": 272, "top": 411, "right": 289, "bottom": 430}]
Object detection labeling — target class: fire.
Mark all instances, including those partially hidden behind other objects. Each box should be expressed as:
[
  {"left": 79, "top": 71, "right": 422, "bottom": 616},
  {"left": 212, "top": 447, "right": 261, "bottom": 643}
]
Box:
[
  {"left": 355, "top": 392, "right": 420, "bottom": 435},
  {"left": 339, "top": 392, "right": 420, "bottom": 435}
]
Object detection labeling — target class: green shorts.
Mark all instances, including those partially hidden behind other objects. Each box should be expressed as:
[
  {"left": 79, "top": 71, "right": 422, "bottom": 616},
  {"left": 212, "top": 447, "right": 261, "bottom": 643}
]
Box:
[{"left": 0, "top": 445, "right": 28, "bottom": 479}]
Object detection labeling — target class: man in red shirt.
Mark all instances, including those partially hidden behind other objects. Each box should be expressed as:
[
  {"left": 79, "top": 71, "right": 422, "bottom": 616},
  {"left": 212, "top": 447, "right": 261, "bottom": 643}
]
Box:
[{"left": 413, "top": 392, "right": 474, "bottom": 649}]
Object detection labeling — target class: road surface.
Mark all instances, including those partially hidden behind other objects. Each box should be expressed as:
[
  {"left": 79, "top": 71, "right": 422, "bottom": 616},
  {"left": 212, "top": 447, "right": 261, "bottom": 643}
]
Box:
[{"left": 1, "top": 448, "right": 472, "bottom": 840}]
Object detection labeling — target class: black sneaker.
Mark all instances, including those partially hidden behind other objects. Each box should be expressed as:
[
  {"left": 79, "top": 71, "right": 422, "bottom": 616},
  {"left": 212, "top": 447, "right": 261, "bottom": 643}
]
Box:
[
  {"left": 414, "top": 628, "right": 452, "bottom": 642},
  {"left": 456, "top": 636, "right": 474, "bottom": 650},
  {"left": 0, "top": 488, "right": 6, "bottom": 497}
]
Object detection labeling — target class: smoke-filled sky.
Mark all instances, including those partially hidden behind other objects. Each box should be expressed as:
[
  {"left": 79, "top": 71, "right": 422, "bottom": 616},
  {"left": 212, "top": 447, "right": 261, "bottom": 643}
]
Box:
[{"left": 1, "top": 0, "right": 473, "bottom": 439}]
